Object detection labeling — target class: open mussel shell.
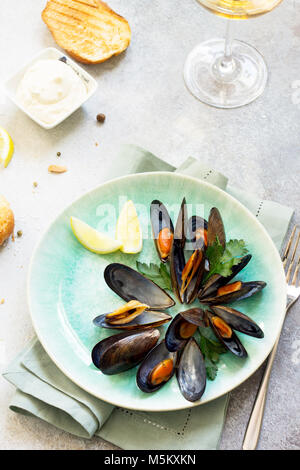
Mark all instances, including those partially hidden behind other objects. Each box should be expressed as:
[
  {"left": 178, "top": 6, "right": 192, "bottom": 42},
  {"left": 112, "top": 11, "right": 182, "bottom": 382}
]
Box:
[
  {"left": 207, "top": 311, "right": 247, "bottom": 358},
  {"left": 93, "top": 310, "right": 172, "bottom": 330},
  {"left": 165, "top": 313, "right": 198, "bottom": 352},
  {"left": 136, "top": 340, "right": 177, "bottom": 393},
  {"left": 170, "top": 198, "right": 188, "bottom": 303},
  {"left": 92, "top": 329, "right": 160, "bottom": 375},
  {"left": 187, "top": 216, "right": 208, "bottom": 251},
  {"left": 183, "top": 216, "right": 208, "bottom": 303},
  {"left": 207, "top": 207, "right": 226, "bottom": 249},
  {"left": 150, "top": 200, "right": 174, "bottom": 263},
  {"left": 170, "top": 243, "right": 186, "bottom": 303},
  {"left": 177, "top": 338, "right": 207, "bottom": 402},
  {"left": 179, "top": 308, "right": 207, "bottom": 327},
  {"left": 210, "top": 306, "right": 264, "bottom": 338},
  {"left": 199, "top": 254, "right": 252, "bottom": 300},
  {"left": 104, "top": 263, "right": 175, "bottom": 310},
  {"left": 183, "top": 249, "right": 206, "bottom": 304},
  {"left": 200, "top": 280, "right": 266, "bottom": 305}
]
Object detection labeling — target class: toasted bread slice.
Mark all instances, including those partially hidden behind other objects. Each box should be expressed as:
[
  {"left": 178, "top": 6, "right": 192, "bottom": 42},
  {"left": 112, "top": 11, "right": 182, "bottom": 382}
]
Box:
[{"left": 42, "top": 0, "right": 131, "bottom": 64}]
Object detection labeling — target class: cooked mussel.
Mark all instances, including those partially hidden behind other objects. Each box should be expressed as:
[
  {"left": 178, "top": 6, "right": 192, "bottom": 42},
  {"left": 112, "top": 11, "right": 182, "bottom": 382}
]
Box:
[
  {"left": 179, "top": 308, "right": 207, "bottom": 327},
  {"left": 181, "top": 248, "right": 206, "bottom": 304},
  {"left": 177, "top": 338, "right": 207, "bottom": 402},
  {"left": 199, "top": 254, "right": 252, "bottom": 300},
  {"left": 210, "top": 305, "right": 264, "bottom": 338},
  {"left": 170, "top": 198, "right": 188, "bottom": 303},
  {"left": 165, "top": 313, "right": 198, "bottom": 352},
  {"left": 136, "top": 340, "right": 177, "bottom": 392},
  {"left": 206, "top": 311, "right": 247, "bottom": 358},
  {"left": 93, "top": 309, "right": 172, "bottom": 330},
  {"left": 150, "top": 200, "right": 174, "bottom": 263},
  {"left": 188, "top": 216, "right": 208, "bottom": 250},
  {"left": 179, "top": 215, "right": 208, "bottom": 303},
  {"left": 104, "top": 300, "right": 149, "bottom": 326},
  {"left": 92, "top": 329, "right": 160, "bottom": 375},
  {"left": 207, "top": 207, "right": 226, "bottom": 248},
  {"left": 200, "top": 280, "right": 266, "bottom": 305},
  {"left": 170, "top": 199, "right": 206, "bottom": 304},
  {"left": 104, "top": 263, "right": 175, "bottom": 310}
]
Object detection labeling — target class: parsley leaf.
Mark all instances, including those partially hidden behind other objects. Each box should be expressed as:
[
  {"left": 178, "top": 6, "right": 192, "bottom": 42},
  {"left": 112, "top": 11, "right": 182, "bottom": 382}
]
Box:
[
  {"left": 198, "top": 327, "right": 227, "bottom": 381},
  {"left": 222, "top": 239, "right": 248, "bottom": 266},
  {"left": 206, "top": 238, "right": 224, "bottom": 270},
  {"left": 159, "top": 263, "right": 172, "bottom": 291},
  {"left": 204, "top": 238, "right": 248, "bottom": 282},
  {"left": 136, "top": 261, "right": 172, "bottom": 291},
  {"left": 204, "top": 357, "right": 219, "bottom": 381},
  {"left": 136, "top": 261, "right": 160, "bottom": 278}
]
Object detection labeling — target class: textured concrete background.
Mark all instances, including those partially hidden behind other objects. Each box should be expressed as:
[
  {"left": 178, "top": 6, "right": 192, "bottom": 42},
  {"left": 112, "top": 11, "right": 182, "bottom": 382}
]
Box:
[{"left": 0, "top": 0, "right": 299, "bottom": 450}]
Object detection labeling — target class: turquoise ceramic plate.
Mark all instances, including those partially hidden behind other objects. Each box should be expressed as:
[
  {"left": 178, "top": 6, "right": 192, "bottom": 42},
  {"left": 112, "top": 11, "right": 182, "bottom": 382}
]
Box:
[{"left": 28, "top": 172, "right": 286, "bottom": 411}]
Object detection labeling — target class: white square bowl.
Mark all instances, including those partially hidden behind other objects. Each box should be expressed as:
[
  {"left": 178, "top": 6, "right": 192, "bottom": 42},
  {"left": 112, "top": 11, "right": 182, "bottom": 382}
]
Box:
[{"left": 3, "top": 47, "right": 98, "bottom": 129}]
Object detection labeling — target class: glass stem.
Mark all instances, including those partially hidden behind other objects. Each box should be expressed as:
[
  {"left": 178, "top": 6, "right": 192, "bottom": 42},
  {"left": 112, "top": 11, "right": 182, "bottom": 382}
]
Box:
[
  {"left": 224, "top": 19, "right": 233, "bottom": 62},
  {"left": 212, "top": 19, "right": 239, "bottom": 82}
]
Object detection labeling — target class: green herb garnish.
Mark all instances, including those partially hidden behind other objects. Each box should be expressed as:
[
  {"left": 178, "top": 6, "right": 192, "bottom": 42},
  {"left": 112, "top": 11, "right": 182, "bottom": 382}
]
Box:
[
  {"left": 136, "top": 261, "right": 172, "bottom": 291},
  {"left": 197, "top": 327, "right": 227, "bottom": 380},
  {"left": 204, "top": 238, "right": 248, "bottom": 282}
]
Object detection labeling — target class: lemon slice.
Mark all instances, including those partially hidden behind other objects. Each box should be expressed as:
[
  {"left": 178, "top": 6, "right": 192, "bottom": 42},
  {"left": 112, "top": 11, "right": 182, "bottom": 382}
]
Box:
[
  {"left": 116, "top": 200, "right": 142, "bottom": 254},
  {"left": 70, "top": 216, "right": 122, "bottom": 254},
  {"left": 0, "top": 127, "right": 14, "bottom": 168}
]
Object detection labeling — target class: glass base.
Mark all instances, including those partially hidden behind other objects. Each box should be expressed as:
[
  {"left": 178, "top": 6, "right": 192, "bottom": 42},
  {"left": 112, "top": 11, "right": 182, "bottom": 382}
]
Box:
[{"left": 184, "top": 39, "right": 268, "bottom": 109}]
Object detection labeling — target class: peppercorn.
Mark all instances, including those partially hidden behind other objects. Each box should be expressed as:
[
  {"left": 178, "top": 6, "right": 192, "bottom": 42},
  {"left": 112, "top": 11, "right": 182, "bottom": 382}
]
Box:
[{"left": 96, "top": 113, "right": 106, "bottom": 123}]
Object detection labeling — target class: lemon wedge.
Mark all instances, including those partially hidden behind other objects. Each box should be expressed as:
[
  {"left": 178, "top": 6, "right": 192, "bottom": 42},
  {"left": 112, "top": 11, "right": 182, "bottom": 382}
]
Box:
[
  {"left": 0, "top": 127, "right": 14, "bottom": 168},
  {"left": 116, "top": 200, "right": 142, "bottom": 254},
  {"left": 70, "top": 216, "right": 122, "bottom": 254}
]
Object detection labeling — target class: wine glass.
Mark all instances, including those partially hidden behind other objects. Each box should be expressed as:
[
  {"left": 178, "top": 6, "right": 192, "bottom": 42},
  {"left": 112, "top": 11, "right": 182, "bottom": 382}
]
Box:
[{"left": 184, "top": 0, "right": 283, "bottom": 108}]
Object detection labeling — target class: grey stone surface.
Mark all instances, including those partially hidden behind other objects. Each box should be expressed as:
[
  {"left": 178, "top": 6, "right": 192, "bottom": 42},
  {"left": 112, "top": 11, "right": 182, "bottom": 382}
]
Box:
[{"left": 0, "top": 0, "right": 299, "bottom": 450}]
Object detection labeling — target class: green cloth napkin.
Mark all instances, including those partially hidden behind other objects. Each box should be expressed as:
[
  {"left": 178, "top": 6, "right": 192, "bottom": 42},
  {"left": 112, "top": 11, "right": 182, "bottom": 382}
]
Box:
[{"left": 3, "top": 145, "right": 294, "bottom": 450}]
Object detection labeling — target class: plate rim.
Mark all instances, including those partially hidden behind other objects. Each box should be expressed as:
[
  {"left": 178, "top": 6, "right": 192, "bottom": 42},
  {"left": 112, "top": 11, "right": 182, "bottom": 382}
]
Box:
[{"left": 27, "top": 171, "right": 287, "bottom": 411}]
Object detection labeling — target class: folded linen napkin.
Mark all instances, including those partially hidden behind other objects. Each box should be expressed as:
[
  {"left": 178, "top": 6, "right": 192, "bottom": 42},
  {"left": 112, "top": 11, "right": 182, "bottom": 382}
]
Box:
[{"left": 3, "top": 145, "right": 294, "bottom": 450}]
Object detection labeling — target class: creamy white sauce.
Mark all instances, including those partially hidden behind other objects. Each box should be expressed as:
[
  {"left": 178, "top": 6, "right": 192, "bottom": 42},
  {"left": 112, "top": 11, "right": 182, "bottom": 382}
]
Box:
[{"left": 17, "top": 59, "right": 87, "bottom": 124}]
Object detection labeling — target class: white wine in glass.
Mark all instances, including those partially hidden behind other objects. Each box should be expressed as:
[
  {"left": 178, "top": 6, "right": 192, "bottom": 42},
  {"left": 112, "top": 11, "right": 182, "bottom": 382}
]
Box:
[{"left": 184, "top": 0, "right": 283, "bottom": 108}]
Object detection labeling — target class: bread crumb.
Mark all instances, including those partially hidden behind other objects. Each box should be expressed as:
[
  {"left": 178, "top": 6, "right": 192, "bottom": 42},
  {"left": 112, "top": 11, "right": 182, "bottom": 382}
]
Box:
[{"left": 48, "top": 165, "right": 67, "bottom": 174}]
